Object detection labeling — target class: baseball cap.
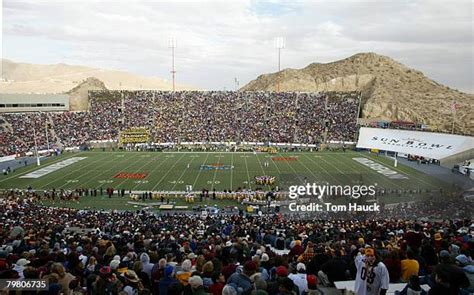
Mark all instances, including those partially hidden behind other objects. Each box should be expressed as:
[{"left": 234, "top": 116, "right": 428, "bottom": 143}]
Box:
[{"left": 276, "top": 265, "right": 288, "bottom": 277}]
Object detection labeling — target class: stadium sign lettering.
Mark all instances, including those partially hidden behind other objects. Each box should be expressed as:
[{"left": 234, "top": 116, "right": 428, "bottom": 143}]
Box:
[
  {"left": 357, "top": 127, "right": 474, "bottom": 160},
  {"left": 199, "top": 164, "right": 234, "bottom": 170},
  {"left": 20, "top": 157, "right": 87, "bottom": 179},
  {"left": 352, "top": 157, "right": 408, "bottom": 179},
  {"left": 371, "top": 137, "right": 453, "bottom": 150},
  {"left": 113, "top": 172, "right": 148, "bottom": 179}
]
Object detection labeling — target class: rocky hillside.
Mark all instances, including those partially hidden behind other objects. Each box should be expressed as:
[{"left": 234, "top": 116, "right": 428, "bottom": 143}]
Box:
[
  {"left": 0, "top": 59, "right": 196, "bottom": 94},
  {"left": 67, "top": 77, "right": 108, "bottom": 111},
  {"left": 241, "top": 53, "right": 473, "bottom": 135}
]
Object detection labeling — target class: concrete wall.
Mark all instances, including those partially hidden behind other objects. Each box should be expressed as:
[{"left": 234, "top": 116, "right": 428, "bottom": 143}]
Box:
[{"left": 440, "top": 148, "right": 474, "bottom": 169}]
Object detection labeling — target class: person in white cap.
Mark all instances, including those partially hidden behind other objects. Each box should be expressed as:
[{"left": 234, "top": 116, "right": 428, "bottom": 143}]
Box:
[
  {"left": 288, "top": 262, "right": 308, "bottom": 295},
  {"left": 13, "top": 258, "right": 30, "bottom": 279}
]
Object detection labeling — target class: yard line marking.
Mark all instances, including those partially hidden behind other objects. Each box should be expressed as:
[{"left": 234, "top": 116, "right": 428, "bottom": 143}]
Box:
[
  {"left": 66, "top": 153, "right": 141, "bottom": 190},
  {"left": 210, "top": 152, "right": 222, "bottom": 191},
  {"left": 121, "top": 154, "right": 171, "bottom": 191},
  {"left": 289, "top": 153, "right": 324, "bottom": 184},
  {"left": 192, "top": 153, "right": 211, "bottom": 189},
  {"left": 0, "top": 153, "right": 81, "bottom": 184},
  {"left": 327, "top": 153, "right": 403, "bottom": 189},
  {"left": 40, "top": 153, "right": 117, "bottom": 189},
  {"left": 270, "top": 154, "right": 283, "bottom": 175},
  {"left": 20, "top": 157, "right": 88, "bottom": 179},
  {"left": 278, "top": 153, "right": 306, "bottom": 185},
  {"left": 230, "top": 153, "right": 234, "bottom": 190},
  {"left": 366, "top": 154, "right": 440, "bottom": 189},
  {"left": 170, "top": 155, "right": 198, "bottom": 191},
  {"left": 243, "top": 153, "right": 252, "bottom": 190},
  {"left": 301, "top": 153, "right": 340, "bottom": 184},
  {"left": 151, "top": 153, "right": 187, "bottom": 191},
  {"left": 311, "top": 153, "right": 358, "bottom": 185}
]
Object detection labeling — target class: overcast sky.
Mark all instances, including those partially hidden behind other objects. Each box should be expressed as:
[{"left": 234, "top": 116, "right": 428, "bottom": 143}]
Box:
[{"left": 1, "top": 0, "right": 473, "bottom": 92}]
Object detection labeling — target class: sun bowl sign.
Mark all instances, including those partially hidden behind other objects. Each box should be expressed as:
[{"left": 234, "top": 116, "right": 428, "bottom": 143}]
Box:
[{"left": 357, "top": 127, "right": 474, "bottom": 160}]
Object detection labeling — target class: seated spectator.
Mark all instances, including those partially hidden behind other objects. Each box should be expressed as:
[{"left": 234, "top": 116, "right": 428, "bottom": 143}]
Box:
[{"left": 395, "top": 275, "right": 427, "bottom": 295}]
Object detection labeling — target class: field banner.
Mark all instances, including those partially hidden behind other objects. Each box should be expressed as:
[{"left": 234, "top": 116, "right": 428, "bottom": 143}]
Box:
[
  {"left": 357, "top": 127, "right": 474, "bottom": 160},
  {"left": 119, "top": 128, "right": 150, "bottom": 144}
]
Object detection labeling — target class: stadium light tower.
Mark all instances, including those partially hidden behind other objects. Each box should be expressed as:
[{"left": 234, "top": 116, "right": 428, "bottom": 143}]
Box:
[
  {"left": 275, "top": 37, "right": 285, "bottom": 92},
  {"left": 33, "top": 128, "right": 40, "bottom": 166},
  {"left": 168, "top": 37, "right": 177, "bottom": 92}
]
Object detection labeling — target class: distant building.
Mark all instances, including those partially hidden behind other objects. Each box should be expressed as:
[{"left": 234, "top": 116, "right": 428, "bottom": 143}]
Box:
[{"left": 0, "top": 93, "right": 69, "bottom": 113}]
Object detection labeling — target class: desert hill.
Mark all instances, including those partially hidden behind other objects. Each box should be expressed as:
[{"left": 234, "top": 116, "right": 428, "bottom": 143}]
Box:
[
  {"left": 241, "top": 53, "right": 473, "bottom": 135},
  {"left": 0, "top": 59, "right": 196, "bottom": 95},
  {"left": 67, "top": 77, "right": 108, "bottom": 111}
]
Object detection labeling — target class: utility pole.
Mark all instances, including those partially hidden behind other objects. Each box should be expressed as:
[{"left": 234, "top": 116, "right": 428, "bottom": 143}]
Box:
[
  {"left": 45, "top": 122, "right": 50, "bottom": 151},
  {"left": 451, "top": 99, "right": 457, "bottom": 134},
  {"left": 234, "top": 78, "right": 239, "bottom": 91},
  {"left": 33, "top": 128, "right": 40, "bottom": 166}
]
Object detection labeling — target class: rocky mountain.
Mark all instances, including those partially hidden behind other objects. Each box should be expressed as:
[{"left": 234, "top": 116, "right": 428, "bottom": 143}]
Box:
[{"left": 241, "top": 53, "right": 473, "bottom": 135}]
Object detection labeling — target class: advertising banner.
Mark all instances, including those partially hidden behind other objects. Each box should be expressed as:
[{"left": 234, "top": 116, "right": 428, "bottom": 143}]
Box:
[{"left": 356, "top": 127, "right": 474, "bottom": 159}]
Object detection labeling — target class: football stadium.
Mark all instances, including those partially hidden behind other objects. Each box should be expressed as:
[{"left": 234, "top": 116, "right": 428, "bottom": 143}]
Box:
[{"left": 1, "top": 1, "right": 474, "bottom": 295}]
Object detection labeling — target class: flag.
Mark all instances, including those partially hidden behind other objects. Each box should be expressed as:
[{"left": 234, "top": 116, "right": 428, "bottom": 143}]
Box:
[{"left": 451, "top": 100, "right": 458, "bottom": 112}]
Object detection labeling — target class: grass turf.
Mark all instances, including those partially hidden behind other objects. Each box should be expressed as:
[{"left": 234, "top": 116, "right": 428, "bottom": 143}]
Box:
[{"left": 0, "top": 150, "right": 453, "bottom": 210}]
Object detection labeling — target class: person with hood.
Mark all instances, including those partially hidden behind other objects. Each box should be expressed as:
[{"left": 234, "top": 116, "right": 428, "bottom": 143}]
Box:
[
  {"left": 140, "top": 252, "right": 154, "bottom": 279},
  {"left": 152, "top": 258, "right": 167, "bottom": 294},
  {"left": 455, "top": 254, "right": 474, "bottom": 294},
  {"left": 227, "top": 261, "right": 256, "bottom": 295},
  {"left": 160, "top": 265, "right": 179, "bottom": 295},
  {"left": 13, "top": 258, "right": 29, "bottom": 279}
]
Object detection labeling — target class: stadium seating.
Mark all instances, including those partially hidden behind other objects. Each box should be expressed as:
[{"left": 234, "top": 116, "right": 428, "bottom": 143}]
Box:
[
  {"left": 0, "top": 191, "right": 472, "bottom": 294},
  {"left": 0, "top": 91, "right": 360, "bottom": 155}
]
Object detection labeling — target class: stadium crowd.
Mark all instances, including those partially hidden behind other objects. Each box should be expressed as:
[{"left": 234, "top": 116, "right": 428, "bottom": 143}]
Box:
[
  {"left": 0, "top": 91, "right": 360, "bottom": 156},
  {"left": 0, "top": 190, "right": 473, "bottom": 295}
]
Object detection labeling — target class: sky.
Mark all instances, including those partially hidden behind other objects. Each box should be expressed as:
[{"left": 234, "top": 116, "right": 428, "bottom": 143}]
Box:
[{"left": 1, "top": 0, "right": 473, "bottom": 92}]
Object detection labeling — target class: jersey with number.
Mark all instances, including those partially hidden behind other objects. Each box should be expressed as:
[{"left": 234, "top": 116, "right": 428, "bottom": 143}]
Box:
[{"left": 354, "top": 254, "right": 390, "bottom": 295}]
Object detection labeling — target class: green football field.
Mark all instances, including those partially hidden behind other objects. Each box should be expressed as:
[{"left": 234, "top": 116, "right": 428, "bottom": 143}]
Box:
[{"left": 0, "top": 151, "right": 451, "bottom": 198}]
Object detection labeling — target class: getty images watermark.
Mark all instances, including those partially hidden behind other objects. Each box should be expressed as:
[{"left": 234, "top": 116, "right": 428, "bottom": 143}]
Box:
[{"left": 288, "top": 183, "right": 380, "bottom": 212}]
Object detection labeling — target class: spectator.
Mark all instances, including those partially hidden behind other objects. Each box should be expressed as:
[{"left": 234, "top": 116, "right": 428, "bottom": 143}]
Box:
[{"left": 401, "top": 250, "right": 420, "bottom": 282}]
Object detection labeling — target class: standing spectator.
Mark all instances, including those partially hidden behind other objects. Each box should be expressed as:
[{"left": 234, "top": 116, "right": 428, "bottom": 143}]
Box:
[
  {"left": 354, "top": 248, "right": 390, "bottom": 295},
  {"left": 401, "top": 250, "right": 419, "bottom": 282},
  {"left": 288, "top": 263, "right": 308, "bottom": 295},
  {"left": 159, "top": 265, "right": 179, "bottom": 295}
]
